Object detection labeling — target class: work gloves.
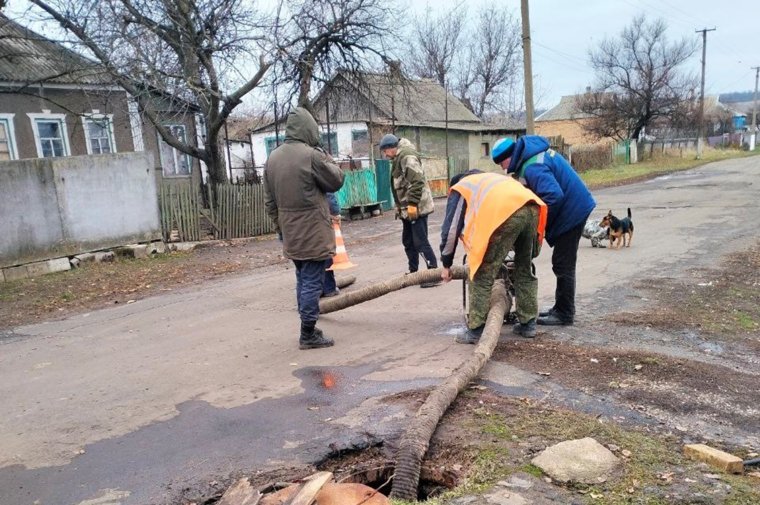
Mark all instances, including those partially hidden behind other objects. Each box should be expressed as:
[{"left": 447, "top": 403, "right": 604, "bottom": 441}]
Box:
[{"left": 407, "top": 204, "right": 418, "bottom": 221}]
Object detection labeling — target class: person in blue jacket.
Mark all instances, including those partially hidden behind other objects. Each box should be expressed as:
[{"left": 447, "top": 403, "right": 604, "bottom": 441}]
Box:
[
  {"left": 321, "top": 192, "right": 342, "bottom": 298},
  {"left": 492, "top": 135, "right": 596, "bottom": 326}
]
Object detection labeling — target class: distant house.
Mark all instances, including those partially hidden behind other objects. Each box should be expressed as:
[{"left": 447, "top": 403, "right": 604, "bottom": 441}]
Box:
[
  {"left": 222, "top": 136, "right": 258, "bottom": 182},
  {"left": 250, "top": 71, "right": 524, "bottom": 172},
  {"left": 535, "top": 93, "right": 604, "bottom": 146},
  {"left": 0, "top": 15, "right": 203, "bottom": 186}
]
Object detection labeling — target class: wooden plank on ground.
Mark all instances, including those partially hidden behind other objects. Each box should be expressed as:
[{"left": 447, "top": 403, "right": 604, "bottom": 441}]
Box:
[
  {"left": 218, "top": 477, "right": 262, "bottom": 505},
  {"left": 284, "top": 471, "right": 333, "bottom": 505}
]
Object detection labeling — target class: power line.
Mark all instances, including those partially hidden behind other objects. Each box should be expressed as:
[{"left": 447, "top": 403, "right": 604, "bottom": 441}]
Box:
[{"left": 533, "top": 41, "right": 587, "bottom": 66}]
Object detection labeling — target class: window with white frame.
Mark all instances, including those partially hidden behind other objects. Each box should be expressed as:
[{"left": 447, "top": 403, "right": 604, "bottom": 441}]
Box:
[
  {"left": 158, "top": 125, "right": 192, "bottom": 176},
  {"left": 83, "top": 115, "right": 116, "bottom": 154},
  {"left": 0, "top": 114, "right": 17, "bottom": 161},
  {"left": 28, "top": 113, "right": 70, "bottom": 158}
]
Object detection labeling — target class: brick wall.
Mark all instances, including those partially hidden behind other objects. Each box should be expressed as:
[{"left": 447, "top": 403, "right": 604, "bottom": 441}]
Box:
[{"left": 535, "top": 119, "right": 604, "bottom": 146}]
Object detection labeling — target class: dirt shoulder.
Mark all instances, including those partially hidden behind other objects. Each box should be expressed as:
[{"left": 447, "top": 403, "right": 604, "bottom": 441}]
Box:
[{"left": 0, "top": 213, "right": 399, "bottom": 331}]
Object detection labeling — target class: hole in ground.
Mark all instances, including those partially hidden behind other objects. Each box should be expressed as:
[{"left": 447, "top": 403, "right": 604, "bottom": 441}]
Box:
[{"left": 316, "top": 445, "right": 459, "bottom": 501}]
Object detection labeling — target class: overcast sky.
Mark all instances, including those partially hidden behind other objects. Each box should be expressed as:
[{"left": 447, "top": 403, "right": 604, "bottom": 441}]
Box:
[
  {"left": 8, "top": 0, "right": 758, "bottom": 111},
  {"left": 458, "top": 0, "right": 758, "bottom": 109}
]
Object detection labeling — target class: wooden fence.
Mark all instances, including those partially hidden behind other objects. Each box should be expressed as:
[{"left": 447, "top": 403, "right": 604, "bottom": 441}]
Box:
[
  {"left": 158, "top": 183, "right": 203, "bottom": 242},
  {"left": 207, "top": 183, "right": 276, "bottom": 239},
  {"left": 158, "top": 181, "right": 275, "bottom": 242}
]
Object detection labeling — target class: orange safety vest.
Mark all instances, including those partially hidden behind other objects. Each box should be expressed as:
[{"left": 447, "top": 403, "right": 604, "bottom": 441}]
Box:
[{"left": 451, "top": 172, "right": 547, "bottom": 279}]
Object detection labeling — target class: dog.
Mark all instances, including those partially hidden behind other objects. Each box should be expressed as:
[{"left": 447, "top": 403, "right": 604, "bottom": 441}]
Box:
[
  {"left": 582, "top": 218, "right": 609, "bottom": 248},
  {"left": 600, "top": 208, "right": 634, "bottom": 249}
]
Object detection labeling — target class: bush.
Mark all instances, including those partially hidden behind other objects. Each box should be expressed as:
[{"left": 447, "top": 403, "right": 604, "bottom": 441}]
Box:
[{"left": 570, "top": 144, "right": 613, "bottom": 172}]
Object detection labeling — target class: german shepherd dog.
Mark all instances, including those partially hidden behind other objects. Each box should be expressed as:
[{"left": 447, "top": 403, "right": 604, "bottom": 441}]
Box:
[{"left": 600, "top": 209, "right": 634, "bottom": 249}]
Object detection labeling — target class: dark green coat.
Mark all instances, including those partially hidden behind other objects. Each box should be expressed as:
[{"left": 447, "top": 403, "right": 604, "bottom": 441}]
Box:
[{"left": 264, "top": 108, "right": 344, "bottom": 260}]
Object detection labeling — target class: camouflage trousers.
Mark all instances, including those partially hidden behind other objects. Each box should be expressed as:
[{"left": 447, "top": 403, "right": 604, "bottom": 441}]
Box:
[{"left": 468, "top": 205, "right": 539, "bottom": 330}]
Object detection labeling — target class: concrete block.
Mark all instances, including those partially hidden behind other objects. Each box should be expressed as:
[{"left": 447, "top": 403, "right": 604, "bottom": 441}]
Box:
[
  {"left": 171, "top": 242, "right": 199, "bottom": 252},
  {"left": 684, "top": 444, "right": 743, "bottom": 474},
  {"left": 26, "top": 258, "right": 71, "bottom": 277},
  {"left": 114, "top": 244, "right": 150, "bottom": 259},
  {"left": 69, "top": 257, "right": 81, "bottom": 269},
  {"left": 2, "top": 265, "right": 29, "bottom": 281},
  {"left": 94, "top": 251, "right": 115, "bottom": 263},
  {"left": 48, "top": 257, "right": 72, "bottom": 274},
  {"left": 149, "top": 241, "right": 167, "bottom": 254},
  {"left": 75, "top": 252, "right": 96, "bottom": 263},
  {"left": 25, "top": 261, "right": 48, "bottom": 277},
  {"left": 131, "top": 244, "right": 149, "bottom": 259}
]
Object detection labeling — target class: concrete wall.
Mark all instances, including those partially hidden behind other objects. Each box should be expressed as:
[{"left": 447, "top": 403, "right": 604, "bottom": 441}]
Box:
[
  {"left": 393, "top": 126, "right": 470, "bottom": 162},
  {"left": 0, "top": 152, "right": 160, "bottom": 268},
  {"left": 468, "top": 132, "right": 513, "bottom": 172}
]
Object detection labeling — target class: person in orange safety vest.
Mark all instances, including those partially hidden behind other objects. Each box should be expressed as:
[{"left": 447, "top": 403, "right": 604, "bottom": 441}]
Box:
[{"left": 440, "top": 170, "right": 547, "bottom": 343}]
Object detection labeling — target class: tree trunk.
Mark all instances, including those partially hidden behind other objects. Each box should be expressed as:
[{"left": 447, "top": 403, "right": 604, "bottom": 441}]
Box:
[
  {"left": 206, "top": 137, "right": 227, "bottom": 184},
  {"left": 389, "top": 279, "right": 509, "bottom": 501},
  {"left": 318, "top": 267, "right": 468, "bottom": 314}
]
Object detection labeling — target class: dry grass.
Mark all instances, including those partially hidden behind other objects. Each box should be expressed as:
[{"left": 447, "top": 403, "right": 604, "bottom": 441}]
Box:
[
  {"left": 0, "top": 252, "right": 246, "bottom": 330},
  {"left": 581, "top": 148, "right": 759, "bottom": 189}
]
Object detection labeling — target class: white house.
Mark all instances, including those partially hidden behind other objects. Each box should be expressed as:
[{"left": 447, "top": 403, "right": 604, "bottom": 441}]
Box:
[{"left": 250, "top": 120, "right": 371, "bottom": 169}]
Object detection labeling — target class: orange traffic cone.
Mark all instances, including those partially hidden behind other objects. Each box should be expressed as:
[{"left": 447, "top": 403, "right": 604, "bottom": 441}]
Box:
[{"left": 328, "top": 222, "right": 356, "bottom": 270}]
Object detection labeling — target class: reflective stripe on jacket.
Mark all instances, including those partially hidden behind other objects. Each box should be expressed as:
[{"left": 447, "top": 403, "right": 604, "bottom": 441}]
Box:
[{"left": 451, "top": 172, "right": 547, "bottom": 279}]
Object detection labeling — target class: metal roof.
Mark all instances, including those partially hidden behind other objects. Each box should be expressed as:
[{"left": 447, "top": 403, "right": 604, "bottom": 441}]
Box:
[{"left": 0, "top": 14, "right": 111, "bottom": 86}]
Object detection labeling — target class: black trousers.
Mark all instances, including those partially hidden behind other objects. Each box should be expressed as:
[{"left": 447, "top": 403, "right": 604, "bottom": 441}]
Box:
[
  {"left": 401, "top": 215, "right": 438, "bottom": 272},
  {"left": 550, "top": 222, "right": 585, "bottom": 322}
]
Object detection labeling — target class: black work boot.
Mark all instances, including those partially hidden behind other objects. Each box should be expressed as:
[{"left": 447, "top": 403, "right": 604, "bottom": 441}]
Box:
[
  {"left": 512, "top": 319, "right": 537, "bottom": 338},
  {"left": 537, "top": 313, "right": 573, "bottom": 326},
  {"left": 299, "top": 321, "right": 334, "bottom": 350},
  {"left": 456, "top": 325, "right": 484, "bottom": 344},
  {"left": 539, "top": 306, "right": 556, "bottom": 318}
]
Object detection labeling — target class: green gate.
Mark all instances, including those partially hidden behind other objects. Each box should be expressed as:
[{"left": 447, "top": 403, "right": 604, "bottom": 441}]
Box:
[{"left": 375, "top": 159, "right": 393, "bottom": 210}]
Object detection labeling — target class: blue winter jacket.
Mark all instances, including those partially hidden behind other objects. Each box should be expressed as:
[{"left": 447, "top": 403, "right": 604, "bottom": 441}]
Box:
[
  {"left": 326, "top": 192, "right": 341, "bottom": 216},
  {"left": 506, "top": 136, "right": 595, "bottom": 246}
]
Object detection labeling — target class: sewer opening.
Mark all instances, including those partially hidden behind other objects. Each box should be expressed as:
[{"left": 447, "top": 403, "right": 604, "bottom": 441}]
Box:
[
  {"left": 316, "top": 446, "right": 459, "bottom": 501},
  {"left": 333, "top": 464, "right": 453, "bottom": 501}
]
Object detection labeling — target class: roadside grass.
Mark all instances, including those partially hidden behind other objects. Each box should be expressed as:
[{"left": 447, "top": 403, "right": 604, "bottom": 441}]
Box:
[
  {"left": 0, "top": 252, "right": 243, "bottom": 330},
  {"left": 394, "top": 391, "right": 760, "bottom": 505},
  {"left": 609, "top": 243, "right": 760, "bottom": 346},
  {"left": 581, "top": 148, "right": 759, "bottom": 189}
]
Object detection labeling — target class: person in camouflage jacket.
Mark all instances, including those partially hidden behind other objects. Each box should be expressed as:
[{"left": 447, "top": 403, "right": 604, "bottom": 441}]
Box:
[{"left": 379, "top": 134, "right": 439, "bottom": 287}]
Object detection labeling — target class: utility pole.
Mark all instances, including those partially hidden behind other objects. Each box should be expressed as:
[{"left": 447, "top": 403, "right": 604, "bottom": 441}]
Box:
[
  {"left": 751, "top": 66, "right": 759, "bottom": 151},
  {"left": 520, "top": 0, "right": 535, "bottom": 134},
  {"left": 695, "top": 27, "right": 716, "bottom": 159}
]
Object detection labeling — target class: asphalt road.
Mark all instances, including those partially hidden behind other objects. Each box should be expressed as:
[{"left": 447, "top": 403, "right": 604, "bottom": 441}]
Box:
[{"left": 1, "top": 156, "right": 758, "bottom": 505}]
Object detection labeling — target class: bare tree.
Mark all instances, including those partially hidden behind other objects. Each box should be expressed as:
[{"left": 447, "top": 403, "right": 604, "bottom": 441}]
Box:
[
  {"left": 576, "top": 15, "right": 697, "bottom": 140},
  {"left": 408, "top": 5, "right": 466, "bottom": 88},
  {"left": 25, "top": 0, "right": 273, "bottom": 184},
  {"left": 407, "top": 4, "right": 521, "bottom": 119},
  {"left": 467, "top": 6, "right": 521, "bottom": 118},
  {"left": 275, "top": 0, "right": 398, "bottom": 112}
]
